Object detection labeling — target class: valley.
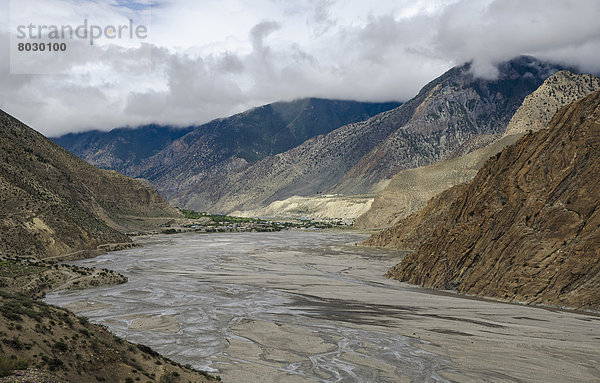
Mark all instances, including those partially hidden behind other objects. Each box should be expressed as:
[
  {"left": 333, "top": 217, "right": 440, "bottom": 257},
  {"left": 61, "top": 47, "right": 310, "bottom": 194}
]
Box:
[
  {"left": 2, "top": 12, "right": 599, "bottom": 380},
  {"left": 44, "top": 232, "right": 600, "bottom": 383}
]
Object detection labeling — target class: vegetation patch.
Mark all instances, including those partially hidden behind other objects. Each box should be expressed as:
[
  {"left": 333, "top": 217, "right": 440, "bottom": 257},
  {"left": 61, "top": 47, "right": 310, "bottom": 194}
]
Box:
[
  {"left": 0, "top": 356, "right": 29, "bottom": 377},
  {"left": 177, "top": 208, "right": 348, "bottom": 232}
]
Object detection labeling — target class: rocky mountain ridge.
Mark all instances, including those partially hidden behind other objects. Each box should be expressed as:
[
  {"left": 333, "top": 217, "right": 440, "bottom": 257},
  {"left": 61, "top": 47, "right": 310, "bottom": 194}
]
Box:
[
  {"left": 505, "top": 71, "right": 600, "bottom": 136},
  {"left": 54, "top": 98, "right": 400, "bottom": 196},
  {"left": 365, "top": 90, "right": 600, "bottom": 310},
  {"left": 52, "top": 125, "right": 194, "bottom": 175},
  {"left": 356, "top": 70, "right": 600, "bottom": 229}
]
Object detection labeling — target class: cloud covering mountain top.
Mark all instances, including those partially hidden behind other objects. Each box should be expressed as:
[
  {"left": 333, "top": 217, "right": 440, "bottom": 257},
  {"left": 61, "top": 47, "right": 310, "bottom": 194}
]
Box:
[{"left": 1, "top": 0, "right": 599, "bottom": 136}]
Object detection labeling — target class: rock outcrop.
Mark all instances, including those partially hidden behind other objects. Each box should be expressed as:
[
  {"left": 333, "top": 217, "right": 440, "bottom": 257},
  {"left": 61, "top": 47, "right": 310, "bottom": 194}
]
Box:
[
  {"left": 366, "top": 91, "right": 600, "bottom": 310},
  {"left": 356, "top": 71, "right": 600, "bottom": 229},
  {"left": 0, "top": 110, "right": 181, "bottom": 259},
  {"left": 505, "top": 71, "right": 600, "bottom": 136}
]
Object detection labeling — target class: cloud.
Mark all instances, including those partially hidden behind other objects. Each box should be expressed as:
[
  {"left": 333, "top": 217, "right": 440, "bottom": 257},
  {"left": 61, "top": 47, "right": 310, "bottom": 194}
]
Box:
[
  {"left": 249, "top": 21, "right": 281, "bottom": 50},
  {"left": 0, "top": 0, "right": 599, "bottom": 136},
  {"left": 436, "top": 0, "right": 600, "bottom": 78},
  {"left": 307, "top": 0, "right": 337, "bottom": 36}
]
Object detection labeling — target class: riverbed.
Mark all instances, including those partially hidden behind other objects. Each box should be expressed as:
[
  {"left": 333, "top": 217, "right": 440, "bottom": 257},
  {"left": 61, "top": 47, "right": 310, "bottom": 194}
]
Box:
[{"left": 44, "top": 231, "right": 600, "bottom": 382}]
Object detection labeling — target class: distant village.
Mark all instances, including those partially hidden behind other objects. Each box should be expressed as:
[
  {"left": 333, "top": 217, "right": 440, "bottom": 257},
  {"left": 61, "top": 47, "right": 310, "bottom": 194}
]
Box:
[{"left": 160, "top": 209, "right": 349, "bottom": 234}]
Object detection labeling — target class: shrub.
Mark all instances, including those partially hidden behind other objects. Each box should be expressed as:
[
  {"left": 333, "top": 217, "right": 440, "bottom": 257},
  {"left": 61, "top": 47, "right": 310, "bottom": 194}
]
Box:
[
  {"left": 2, "top": 337, "right": 24, "bottom": 350},
  {"left": 53, "top": 340, "right": 68, "bottom": 352},
  {"left": 136, "top": 344, "right": 159, "bottom": 357}
]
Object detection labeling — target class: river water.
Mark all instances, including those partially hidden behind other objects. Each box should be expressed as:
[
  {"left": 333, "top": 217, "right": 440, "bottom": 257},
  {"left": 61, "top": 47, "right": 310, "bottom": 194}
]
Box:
[{"left": 44, "top": 232, "right": 600, "bottom": 383}]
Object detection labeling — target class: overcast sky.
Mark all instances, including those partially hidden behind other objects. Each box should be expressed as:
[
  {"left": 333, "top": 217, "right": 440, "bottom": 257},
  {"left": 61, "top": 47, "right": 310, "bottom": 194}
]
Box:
[{"left": 1, "top": 0, "right": 600, "bottom": 136}]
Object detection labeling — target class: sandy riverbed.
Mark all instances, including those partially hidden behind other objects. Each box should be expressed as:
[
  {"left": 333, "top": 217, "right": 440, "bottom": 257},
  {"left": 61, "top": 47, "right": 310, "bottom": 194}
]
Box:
[{"left": 45, "top": 232, "right": 600, "bottom": 382}]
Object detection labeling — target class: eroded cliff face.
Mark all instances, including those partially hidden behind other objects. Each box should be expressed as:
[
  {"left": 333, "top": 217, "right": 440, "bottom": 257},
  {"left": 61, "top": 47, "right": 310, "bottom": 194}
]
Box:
[
  {"left": 367, "top": 91, "right": 600, "bottom": 310},
  {"left": 0, "top": 110, "right": 181, "bottom": 259},
  {"left": 356, "top": 71, "right": 600, "bottom": 229},
  {"left": 230, "top": 195, "right": 374, "bottom": 223},
  {"left": 361, "top": 184, "right": 466, "bottom": 250}
]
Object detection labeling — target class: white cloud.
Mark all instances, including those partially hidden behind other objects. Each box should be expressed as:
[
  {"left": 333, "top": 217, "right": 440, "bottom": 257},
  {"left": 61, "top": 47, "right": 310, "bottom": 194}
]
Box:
[
  {"left": 435, "top": 0, "right": 600, "bottom": 78},
  {"left": 0, "top": 0, "right": 599, "bottom": 136}
]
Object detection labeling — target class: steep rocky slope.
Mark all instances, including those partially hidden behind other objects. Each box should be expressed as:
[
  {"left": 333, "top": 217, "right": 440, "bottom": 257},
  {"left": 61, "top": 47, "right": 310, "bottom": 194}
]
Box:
[
  {"left": 356, "top": 71, "right": 600, "bottom": 229},
  {"left": 505, "top": 71, "right": 600, "bottom": 135},
  {"left": 354, "top": 135, "right": 519, "bottom": 229},
  {"left": 0, "top": 110, "right": 181, "bottom": 259},
  {"left": 362, "top": 184, "right": 465, "bottom": 251},
  {"left": 366, "top": 91, "right": 600, "bottom": 310},
  {"left": 171, "top": 57, "right": 562, "bottom": 213}
]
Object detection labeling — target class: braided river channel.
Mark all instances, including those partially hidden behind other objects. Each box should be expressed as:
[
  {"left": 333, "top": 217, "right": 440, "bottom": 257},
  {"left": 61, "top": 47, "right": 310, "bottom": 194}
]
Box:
[{"left": 45, "top": 231, "right": 600, "bottom": 382}]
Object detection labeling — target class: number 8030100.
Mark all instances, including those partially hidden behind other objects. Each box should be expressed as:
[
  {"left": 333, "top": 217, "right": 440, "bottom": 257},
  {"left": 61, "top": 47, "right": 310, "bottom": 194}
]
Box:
[{"left": 17, "top": 42, "right": 67, "bottom": 52}]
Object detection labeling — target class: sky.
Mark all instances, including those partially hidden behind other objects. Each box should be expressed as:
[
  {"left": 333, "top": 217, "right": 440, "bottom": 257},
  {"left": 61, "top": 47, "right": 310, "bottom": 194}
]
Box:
[{"left": 1, "top": 0, "right": 600, "bottom": 136}]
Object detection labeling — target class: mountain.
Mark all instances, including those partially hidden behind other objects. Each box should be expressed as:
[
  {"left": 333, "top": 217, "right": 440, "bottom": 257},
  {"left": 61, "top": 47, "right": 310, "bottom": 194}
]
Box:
[
  {"left": 354, "top": 134, "right": 522, "bottom": 228},
  {"left": 50, "top": 57, "right": 565, "bottom": 215},
  {"left": 129, "top": 98, "right": 400, "bottom": 197},
  {"left": 365, "top": 90, "right": 600, "bottom": 310},
  {"left": 53, "top": 98, "right": 400, "bottom": 189},
  {"left": 166, "top": 56, "right": 563, "bottom": 213},
  {"left": 355, "top": 71, "right": 600, "bottom": 229},
  {"left": 169, "top": 106, "right": 414, "bottom": 212},
  {"left": 52, "top": 125, "right": 194, "bottom": 174},
  {"left": 328, "top": 57, "right": 564, "bottom": 194},
  {"left": 0, "top": 110, "right": 181, "bottom": 260}
]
